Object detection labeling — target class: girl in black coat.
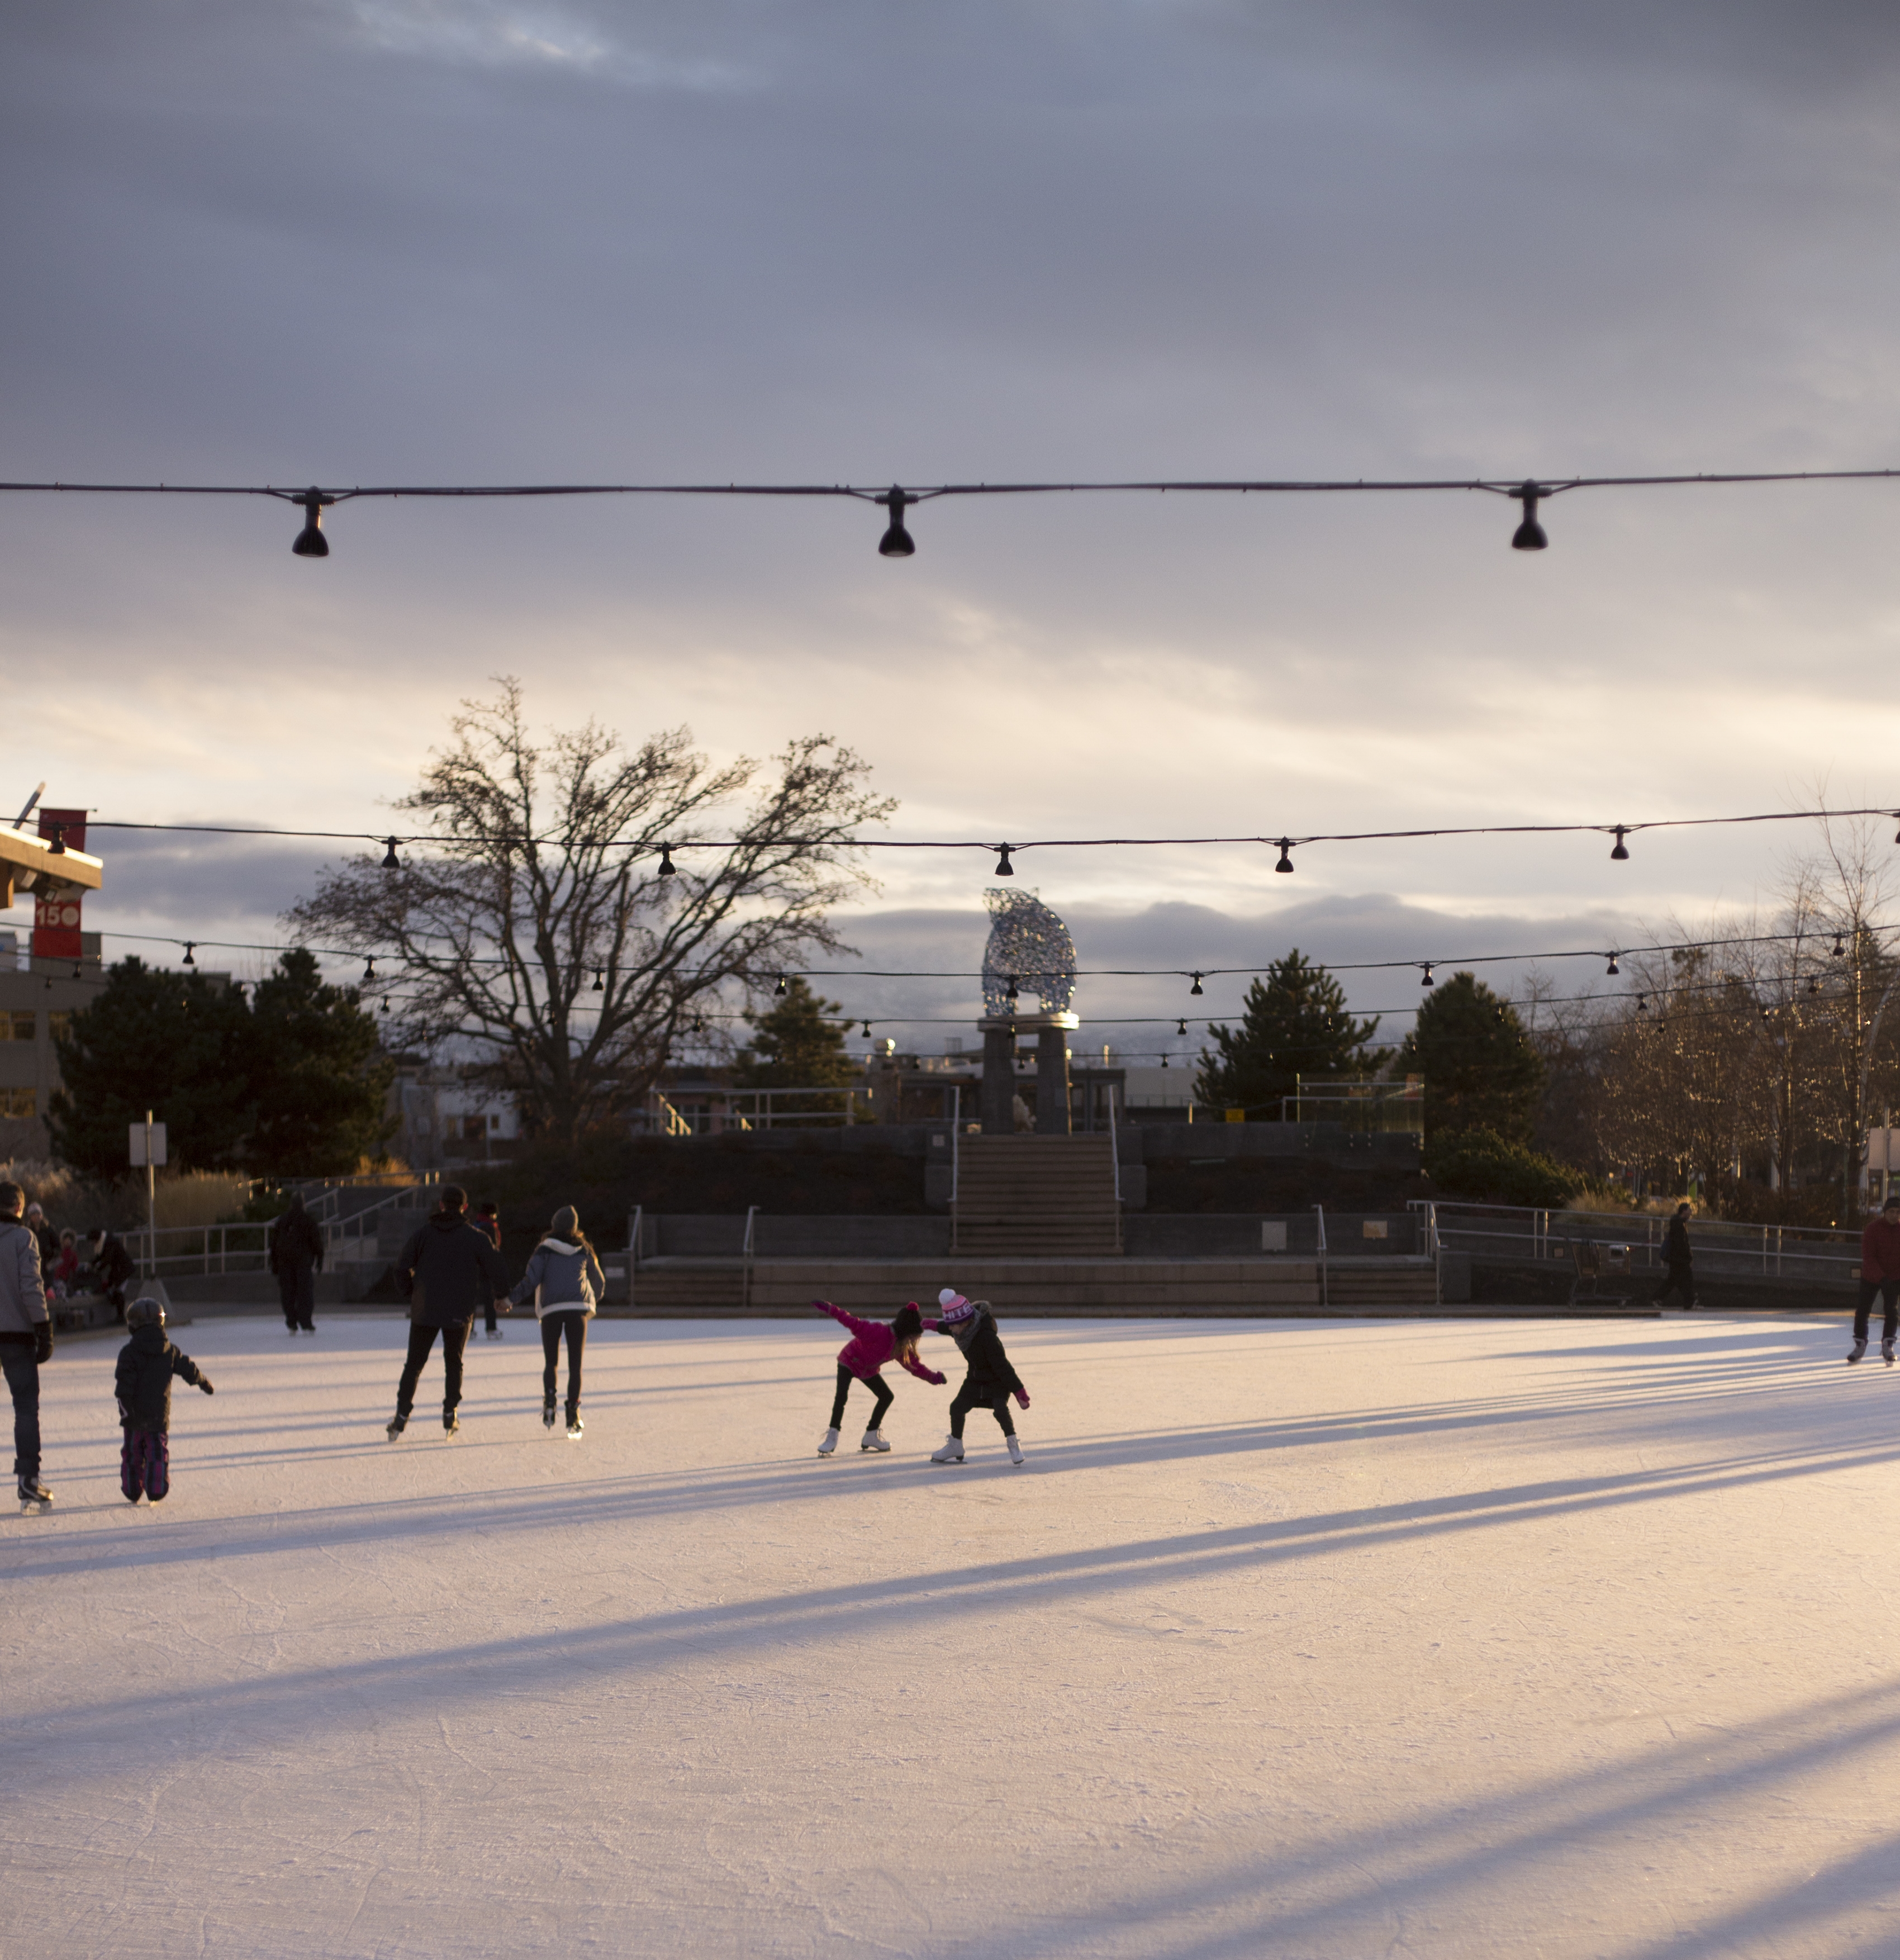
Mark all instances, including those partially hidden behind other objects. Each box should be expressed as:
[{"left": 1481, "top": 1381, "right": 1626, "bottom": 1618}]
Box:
[{"left": 925, "top": 1290, "right": 1029, "bottom": 1465}]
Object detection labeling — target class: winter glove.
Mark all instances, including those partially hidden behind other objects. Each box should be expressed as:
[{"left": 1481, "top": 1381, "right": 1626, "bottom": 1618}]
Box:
[
  {"left": 929, "top": 1370, "right": 947, "bottom": 1386},
  {"left": 1014, "top": 1389, "right": 1030, "bottom": 1410},
  {"left": 33, "top": 1321, "right": 53, "bottom": 1364},
  {"left": 198, "top": 1378, "right": 216, "bottom": 1395}
]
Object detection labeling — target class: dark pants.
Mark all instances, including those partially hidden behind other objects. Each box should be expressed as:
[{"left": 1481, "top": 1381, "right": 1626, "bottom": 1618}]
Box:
[
  {"left": 122, "top": 1429, "right": 169, "bottom": 1502},
  {"left": 1, "top": 1341, "right": 40, "bottom": 1480},
  {"left": 949, "top": 1378, "right": 1016, "bottom": 1440},
  {"left": 1854, "top": 1280, "right": 1900, "bottom": 1343},
  {"left": 830, "top": 1363, "right": 893, "bottom": 1432},
  {"left": 541, "top": 1312, "right": 587, "bottom": 1415},
  {"left": 277, "top": 1260, "right": 316, "bottom": 1330},
  {"left": 1654, "top": 1260, "right": 1697, "bottom": 1307},
  {"left": 397, "top": 1320, "right": 471, "bottom": 1417},
  {"left": 483, "top": 1297, "right": 499, "bottom": 1334}
]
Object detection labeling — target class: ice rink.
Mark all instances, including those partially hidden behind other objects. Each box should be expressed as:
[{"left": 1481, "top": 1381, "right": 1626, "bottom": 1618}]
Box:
[{"left": 3, "top": 1311, "right": 1897, "bottom": 1959}]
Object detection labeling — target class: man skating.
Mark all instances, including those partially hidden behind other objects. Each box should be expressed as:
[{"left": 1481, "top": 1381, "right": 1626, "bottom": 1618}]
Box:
[
  {"left": 0, "top": 1181, "right": 53, "bottom": 1509},
  {"left": 1654, "top": 1203, "right": 1698, "bottom": 1309},
  {"left": 387, "top": 1186, "right": 508, "bottom": 1438},
  {"left": 1850, "top": 1193, "right": 1900, "bottom": 1364}
]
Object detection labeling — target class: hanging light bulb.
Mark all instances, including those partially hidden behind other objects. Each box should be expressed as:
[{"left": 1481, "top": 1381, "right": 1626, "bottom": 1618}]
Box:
[
  {"left": 1808, "top": 977, "right": 1821, "bottom": 996},
  {"left": 70, "top": 961, "right": 82, "bottom": 980},
  {"left": 1510, "top": 481, "right": 1548, "bottom": 552},
  {"left": 658, "top": 845, "right": 677, "bottom": 877},
  {"left": 1832, "top": 933, "right": 1846, "bottom": 958},
  {"left": 862, "top": 1021, "right": 872, "bottom": 1038},
  {"left": 363, "top": 957, "right": 376, "bottom": 983},
  {"left": 1609, "top": 825, "right": 1630, "bottom": 862},
  {"left": 182, "top": 942, "right": 196, "bottom": 967},
  {"left": 775, "top": 974, "right": 788, "bottom": 996},
  {"left": 47, "top": 824, "right": 65, "bottom": 857},
  {"left": 693, "top": 1015, "right": 706, "bottom": 1034},
  {"left": 1190, "top": 973, "right": 1204, "bottom": 996},
  {"left": 877, "top": 486, "right": 916, "bottom": 558},
  {"left": 1420, "top": 963, "right": 1434, "bottom": 987},
  {"left": 1006, "top": 974, "right": 1020, "bottom": 1002},
  {"left": 592, "top": 970, "right": 604, "bottom": 993},
  {"left": 994, "top": 844, "right": 1014, "bottom": 877},
  {"left": 1636, "top": 993, "right": 1648, "bottom": 1012},
  {"left": 1161, "top": 1053, "right": 1170, "bottom": 1069},
  {"left": 381, "top": 998, "right": 390, "bottom": 1015},
  {"left": 1606, "top": 953, "right": 1619, "bottom": 976},
  {"left": 1176, "top": 1018, "right": 1187, "bottom": 1036},
  {"left": 1274, "top": 838, "right": 1294, "bottom": 875},
  {"left": 291, "top": 487, "right": 331, "bottom": 558},
  {"left": 381, "top": 837, "right": 401, "bottom": 870}
]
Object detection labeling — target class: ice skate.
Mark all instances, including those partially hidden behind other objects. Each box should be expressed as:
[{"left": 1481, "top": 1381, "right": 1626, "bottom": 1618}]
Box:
[
  {"left": 386, "top": 1413, "right": 407, "bottom": 1439},
  {"left": 1884, "top": 1339, "right": 1896, "bottom": 1367},
  {"left": 930, "top": 1435, "right": 965, "bottom": 1464},
  {"left": 17, "top": 1478, "right": 51, "bottom": 1512},
  {"left": 543, "top": 1398, "right": 557, "bottom": 1430},
  {"left": 1848, "top": 1339, "right": 1868, "bottom": 1364},
  {"left": 1006, "top": 1435, "right": 1024, "bottom": 1464},
  {"left": 817, "top": 1427, "right": 839, "bottom": 1456},
  {"left": 566, "top": 1413, "right": 583, "bottom": 1439},
  {"left": 486, "top": 1327, "right": 504, "bottom": 1341},
  {"left": 443, "top": 1410, "right": 460, "bottom": 1435},
  {"left": 860, "top": 1429, "right": 891, "bottom": 1452}
]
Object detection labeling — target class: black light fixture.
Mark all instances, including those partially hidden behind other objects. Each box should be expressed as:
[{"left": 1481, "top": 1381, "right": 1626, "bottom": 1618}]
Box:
[
  {"left": 291, "top": 487, "right": 331, "bottom": 558},
  {"left": 1421, "top": 963, "right": 1434, "bottom": 987},
  {"left": 1510, "top": 480, "right": 1548, "bottom": 552},
  {"left": 70, "top": 961, "right": 82, "bottom": 980},
  {"left": 382, "top": 837, "right": 401, "bottom": 869},
  {"left": 877, "top": 485, "right": 916, "bottom": 558},
  {"left": 1609, "top": 825, "right": 1630, "bottom": 861},
  {"left": 1176, "top": 1018, "right": 1187, "bottom": 1036},
  {"left": 182, "top": 941, "right": 196, "bottom": 966},
  {"left": 1808, "top": 977, "right": 1821, "bottom": 995},
  {"left": 363, "top": 957, "right": 375, "bottom": 983},
  {"left": 775, "top": 974, "right": 788, "bottom": 996},
  {"left": 1006, "top": 974, "right": 1020, "bottom": 1002},
  {"left": 1190, "top": 972, "right": 1204, "bottom": 996},
  {"left": 1161, "top": 1053, "right": 1170, "bottom": 1069},
  {"left": 692, "top": 1015, "right": 706, "bottom": 1034},
  {"left": 592, "top": 970, "right": 604, "bottom": 993},
  {"left": 994, "top": 844, "right": 1014, "bottom": 877},
  {"left": 1274, "top": 838, "right": 1294, "bottom": 875},
  {"left": 47, "top": 824, "right": 65, "bottom": 857},
  {"left": 658, "top": 845, "right": 677, "bottom": 877},
  {"left": 381, "top": 998, "right": 390, "bottom": 1014},
  {"left": 1606, "top": 953, "right": 1619, "bottom": 976},
  {"left": 1832, "top": 932, "right": 1846, "bottom": 958},
  {"left": 1636, "top": 993, "right": 1647, "bottom": 1012},
  {"left": 862, "top": 1021, "right": 872, "bottom": 1038},
  {"left": 1760, "top": 1005, "right": 1772, "bottom": 1023}
]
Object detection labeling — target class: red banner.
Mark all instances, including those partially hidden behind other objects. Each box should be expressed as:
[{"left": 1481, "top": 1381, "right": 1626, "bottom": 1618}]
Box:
[{"left": 32, "top": 807, "right": 88, "bottom": 961}]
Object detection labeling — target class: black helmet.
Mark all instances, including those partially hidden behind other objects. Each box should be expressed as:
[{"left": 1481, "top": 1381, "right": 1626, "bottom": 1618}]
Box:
[{"left": 125, "top": 1297, "right": 166, "bottom": 1332}]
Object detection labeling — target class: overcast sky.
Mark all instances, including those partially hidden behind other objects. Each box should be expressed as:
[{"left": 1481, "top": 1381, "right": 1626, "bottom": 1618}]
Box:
[{"left": 4, "top": 1, "right": 1899, "bottom": 1055}]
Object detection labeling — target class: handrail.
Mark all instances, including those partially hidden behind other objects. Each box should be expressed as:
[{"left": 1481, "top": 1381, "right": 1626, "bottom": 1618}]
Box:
[
  {"left": 1313, "top": 1203, "right": 1328, "bottom": 1309},
  {"left": 1108, "top": 1086, "right": 1122, "bottom": 1202},
  {"left": 629, "top": 1204, "right": 643, "bottom": 1274},
  {"left": 742, "top": 1204, "right": 758, "bottom": 1310},
  {"left": 951, "top": 1085, "right": 961, "bottom": 1206}
]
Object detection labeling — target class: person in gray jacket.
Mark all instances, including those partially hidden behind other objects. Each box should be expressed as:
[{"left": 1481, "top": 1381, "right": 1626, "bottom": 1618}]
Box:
[
  {"left": 0, "top": 1180, "right": 53, "bottom": 1508},
  {"left": 509, "top": 1206, "right": 605, "bottom": 1438}
]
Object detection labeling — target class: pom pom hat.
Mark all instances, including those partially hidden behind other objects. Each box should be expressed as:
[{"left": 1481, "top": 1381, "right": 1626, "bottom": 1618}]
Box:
[{"left": 937, "top": 1289, "right": 976, "bottom": 1325}]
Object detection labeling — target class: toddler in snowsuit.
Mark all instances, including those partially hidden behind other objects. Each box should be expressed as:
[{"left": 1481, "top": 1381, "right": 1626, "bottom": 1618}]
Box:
[
  {"left": 115, "top": 1297, "right": 214, "bottom": 1503},
  {"left": 813, "top": 1299, "right": 945, "bottom": 1455},
  {"left": 927, "top": 1290, "right": 1029, "bottom": 1465}
]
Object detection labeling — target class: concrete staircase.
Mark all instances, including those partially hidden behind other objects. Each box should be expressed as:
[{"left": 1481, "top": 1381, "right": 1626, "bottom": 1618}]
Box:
[{"left": 952, "top": 1136, "right": 1122, "bottom": 1256}]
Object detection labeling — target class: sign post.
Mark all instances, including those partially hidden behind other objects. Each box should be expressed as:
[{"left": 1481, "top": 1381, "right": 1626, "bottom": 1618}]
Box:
[{"left": 129, "top": 1113, "right": 167, "bottom": 1272}]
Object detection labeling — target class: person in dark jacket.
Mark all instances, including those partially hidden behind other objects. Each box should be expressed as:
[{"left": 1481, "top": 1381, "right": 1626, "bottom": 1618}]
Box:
[
  {"left": 116, "top": 1297, "right": 213, "bottom": 1504},
  {"left": 268, "top": 1192, "right": 325, "bottom": 1335},
  {"left": 475, "top": 1199, "right": 504, "bottom": 1340},
  {"left": 388, "top": 1185, "right": 508, "bottom": 1439},
  {"left": 86, "top": 1227, "right": 137, "bottom": 1322},
  {"left": 1850, "top": 1193, "right": 1900, "bottom": 1363},
  {"left": 0, "top": 1181, "right": 54, "bottom": 1508},
  {"left": 925, "top": 1289, "right": 1030, "bottom": 1464},
  {"left": 1653, "top": 1204, "right": 1698, "bottom": 1309},
  {"left": 25, "top": 1202, "right": 59, "bottom": 1273}
]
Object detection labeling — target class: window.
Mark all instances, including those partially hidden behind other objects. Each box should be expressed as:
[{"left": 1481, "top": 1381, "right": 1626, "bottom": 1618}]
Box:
[
  {"left": 46, "top": 1013, "right": 70, "bottom": 1044},
  {"left": 0, "top": 1088, "right": 36, "bottom": 1118},
  {"left": 1, "top": 1013, "right": 33, "bottom": 1042}
]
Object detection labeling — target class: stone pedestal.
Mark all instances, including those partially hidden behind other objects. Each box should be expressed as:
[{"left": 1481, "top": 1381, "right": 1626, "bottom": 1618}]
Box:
[{"left": 1036, "top": 1024, "right": 1071, "bottom": 1135}]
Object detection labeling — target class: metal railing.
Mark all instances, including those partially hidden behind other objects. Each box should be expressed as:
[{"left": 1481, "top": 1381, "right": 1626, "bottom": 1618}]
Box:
[
  {"left": 1313, "top": 1203, "right": 1328, "bottom": 1308},
  {"left": 742, "top": 1204, "right": 758, "bottom": 1309},
  {"left": 132, "top": 1221, "right": 272, "bottom": 1277}
]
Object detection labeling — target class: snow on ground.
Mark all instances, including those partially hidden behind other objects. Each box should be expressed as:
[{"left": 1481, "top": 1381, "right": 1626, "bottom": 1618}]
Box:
[{"left": 3, "top": 1311, "right": 1897, "bottom": 1958}]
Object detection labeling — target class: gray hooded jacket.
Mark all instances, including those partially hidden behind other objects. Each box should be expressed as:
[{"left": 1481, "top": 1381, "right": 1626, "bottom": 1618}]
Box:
[
  {"left": 0, "top": 1219, "right": 49, "bottom": 1336},
  {"left": 509, "top": 1239, "right": 605, "bottom": 1320}
]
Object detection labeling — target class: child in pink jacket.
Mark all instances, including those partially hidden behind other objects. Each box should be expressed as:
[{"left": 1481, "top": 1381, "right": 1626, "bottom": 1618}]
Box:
[{"left": 813, "top": 1299, "right": 946, "bottom": 1455}]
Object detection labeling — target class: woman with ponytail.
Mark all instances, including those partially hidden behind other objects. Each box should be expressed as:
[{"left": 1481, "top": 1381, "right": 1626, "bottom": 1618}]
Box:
[{"left": 509, "top": 1206, "right": 605, "bottom": 1437}]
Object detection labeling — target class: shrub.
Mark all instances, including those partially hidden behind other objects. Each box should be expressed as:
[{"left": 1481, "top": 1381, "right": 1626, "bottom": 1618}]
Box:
[{"left": 1426, "top": 1127, "right": 1587, "bottom": 1207}]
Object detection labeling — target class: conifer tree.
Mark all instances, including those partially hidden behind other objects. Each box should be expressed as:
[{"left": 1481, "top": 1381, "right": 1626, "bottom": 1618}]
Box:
[{"left": 1195, "top": 951, "right": 1378, "bottom": 1116}]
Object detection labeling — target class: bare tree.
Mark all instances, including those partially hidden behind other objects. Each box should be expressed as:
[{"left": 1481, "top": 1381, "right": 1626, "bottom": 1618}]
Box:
[{"left": 288, "top": 681, "right": 897, "bottom": 1145}]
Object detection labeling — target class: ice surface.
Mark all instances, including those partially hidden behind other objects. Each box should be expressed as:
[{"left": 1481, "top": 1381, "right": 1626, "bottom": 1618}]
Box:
[{"left": 3, "top": 1312, "right": 1896, "bottom": 1958}]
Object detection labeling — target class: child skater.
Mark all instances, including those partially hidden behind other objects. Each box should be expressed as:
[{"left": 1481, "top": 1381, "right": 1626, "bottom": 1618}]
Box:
[
  {"left": 813, "top": 1298, "right": 946, "bottom": 1455},
  {"left": 927, "top": 1290, "right": 1030, "bottom": 1465},
  {"left": 116, "top": 1297, "right": 215, "bottom": 1504}
]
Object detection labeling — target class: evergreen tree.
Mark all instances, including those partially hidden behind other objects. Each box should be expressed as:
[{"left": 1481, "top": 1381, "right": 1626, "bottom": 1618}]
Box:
[
  {"left": 1400, "top": 971, "right": 1545, "bottom": 1141},
  {"left": 48, "top": 959, "right": 255, "bottom": 1178},
  {"left": 1194, "top": 951, "right": 1378, "bottom": 1116},
  {"left": 732, "top": 977, "right": 856, "bottom": 1109},
  {"left": 246, "top": 950, "right": 396, "bottom": 1176}
]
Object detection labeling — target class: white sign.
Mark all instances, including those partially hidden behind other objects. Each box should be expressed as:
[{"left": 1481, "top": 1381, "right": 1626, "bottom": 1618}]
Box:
[{"left": 129, "top": 1122, "right": 168, "bottom": 1168}]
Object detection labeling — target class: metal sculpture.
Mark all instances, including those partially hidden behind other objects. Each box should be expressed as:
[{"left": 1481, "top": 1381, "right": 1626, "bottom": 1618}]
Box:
[{"left": 981, "top": 888, "right": 1076, "bottom": 1019}]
